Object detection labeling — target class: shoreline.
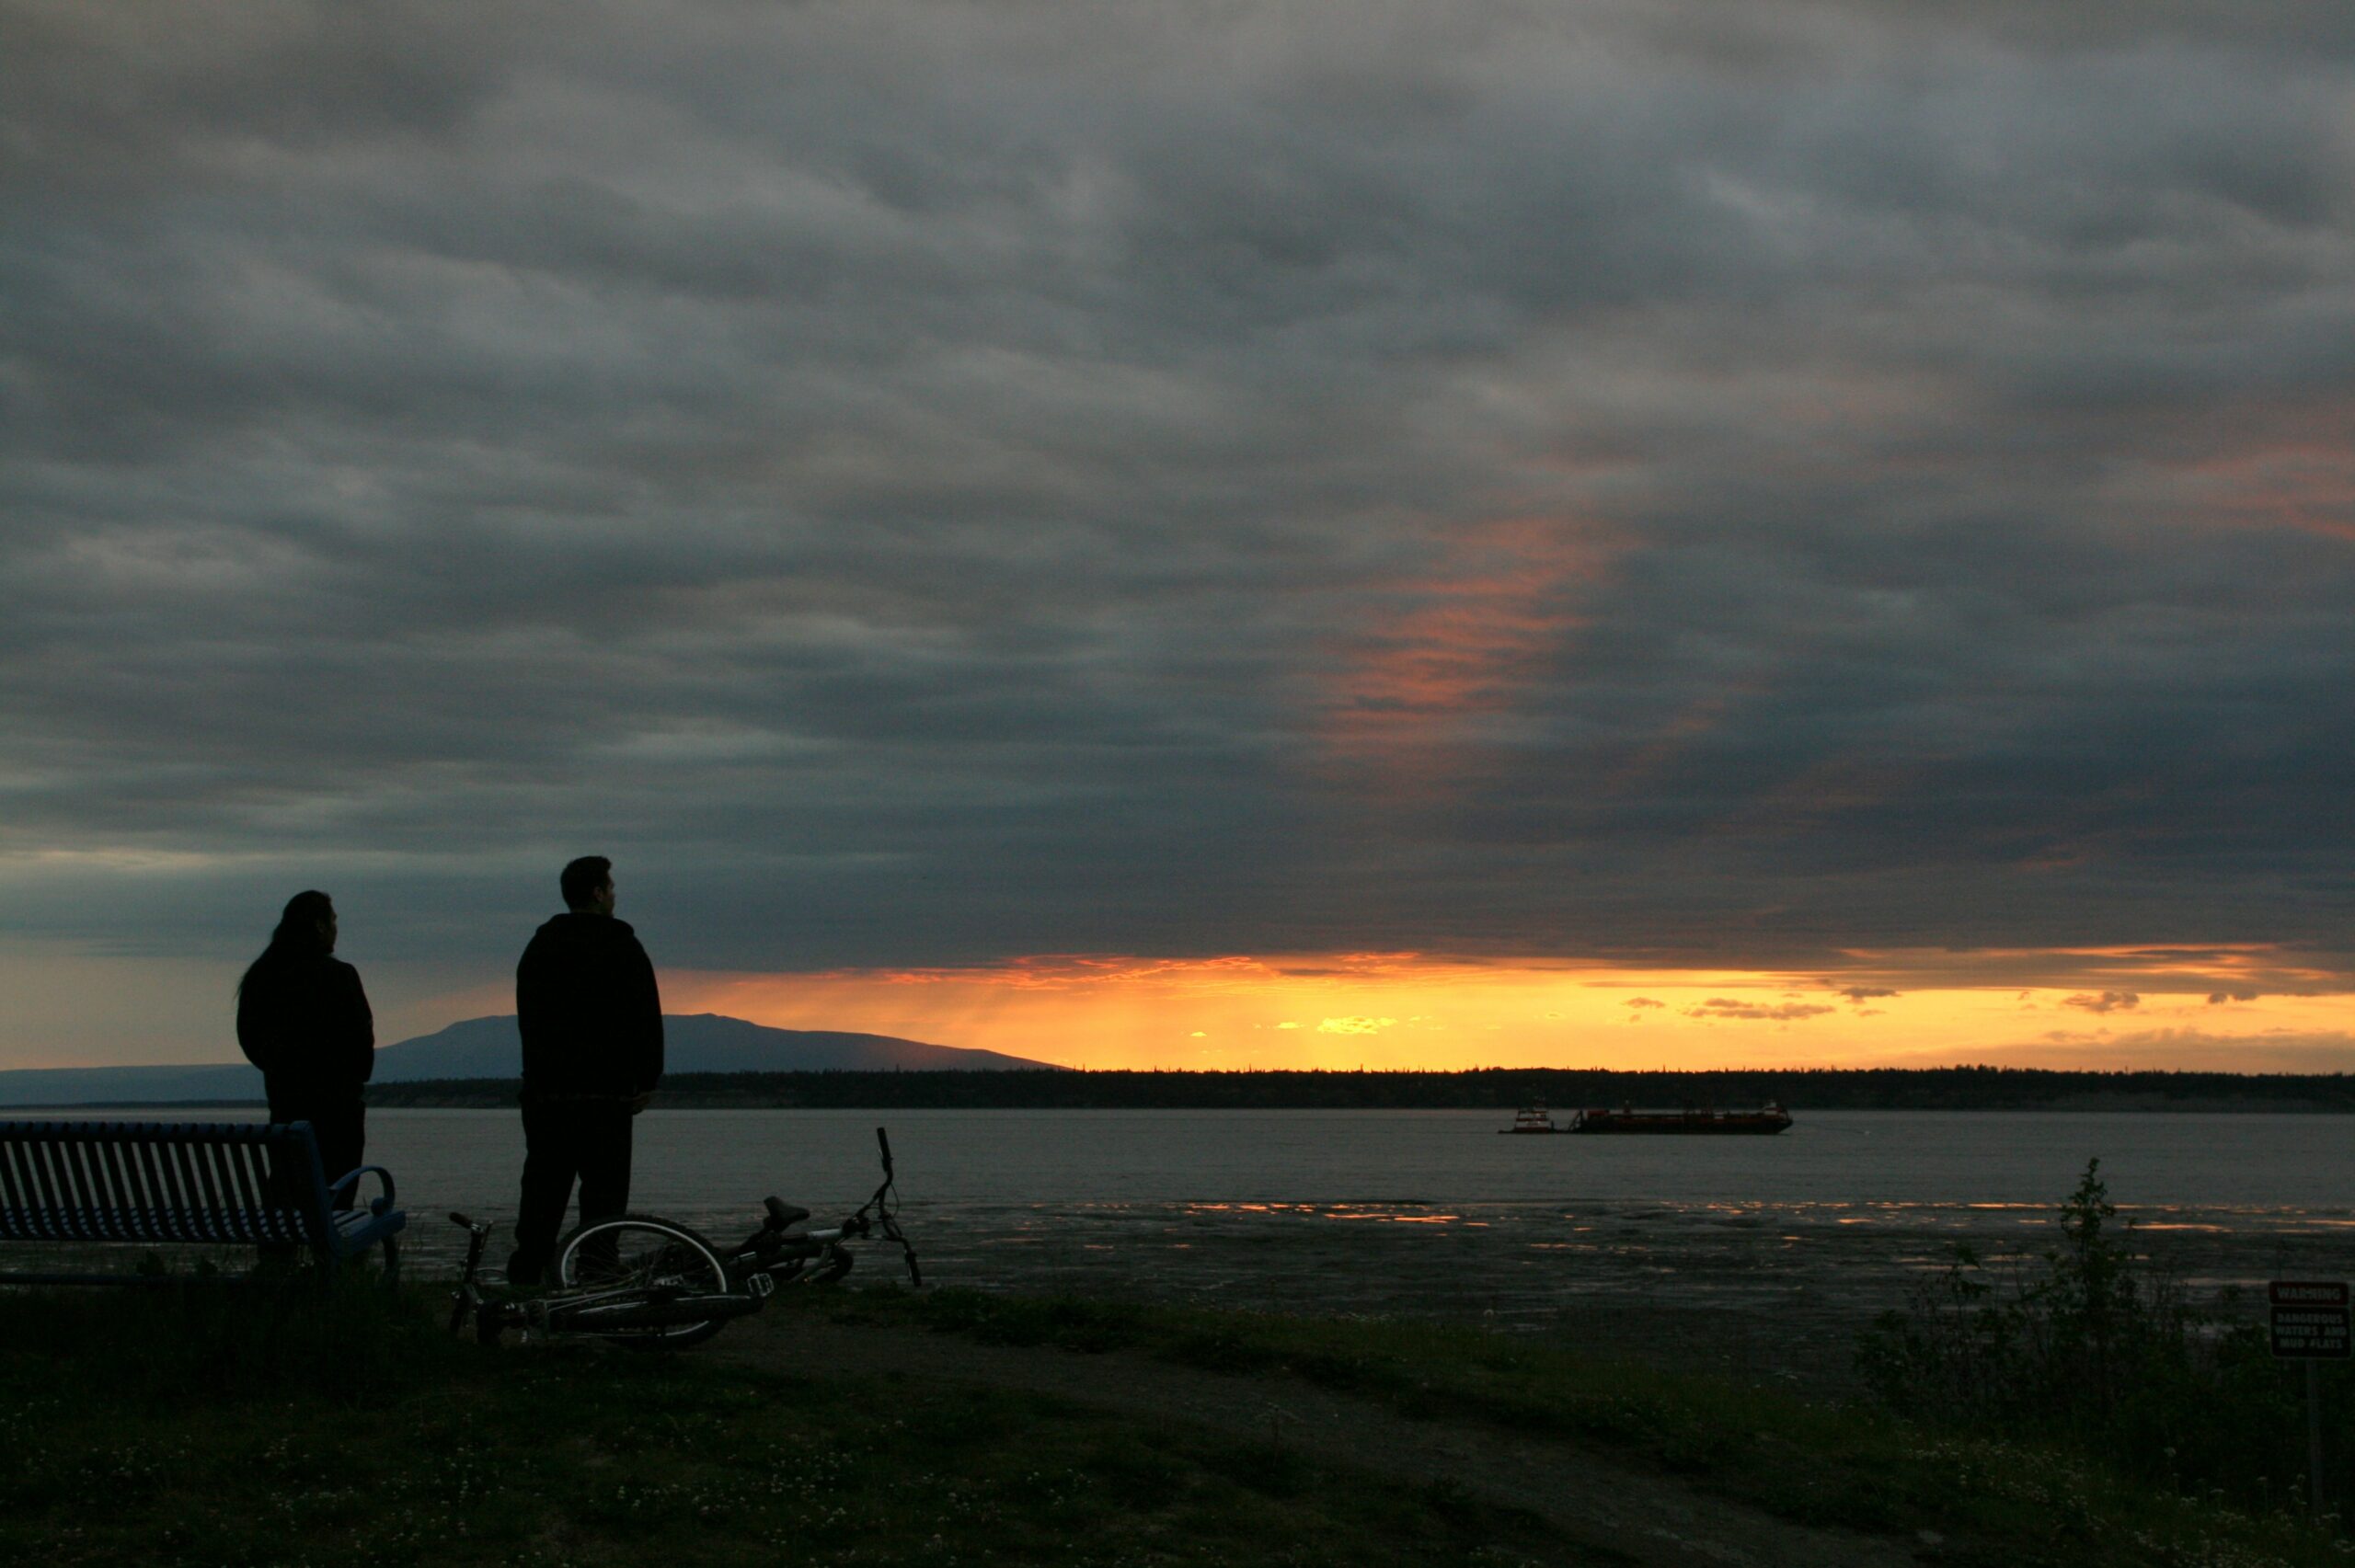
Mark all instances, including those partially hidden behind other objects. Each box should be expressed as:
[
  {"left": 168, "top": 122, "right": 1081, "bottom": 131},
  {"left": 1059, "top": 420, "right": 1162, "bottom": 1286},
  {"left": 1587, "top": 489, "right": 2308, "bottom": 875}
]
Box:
[
  {"left": 6, "top": 1061, "right": 2353, "bottom": 1116},
  {"left": 10, "top": 1094, "right": 2354, "bottom": 1114}
]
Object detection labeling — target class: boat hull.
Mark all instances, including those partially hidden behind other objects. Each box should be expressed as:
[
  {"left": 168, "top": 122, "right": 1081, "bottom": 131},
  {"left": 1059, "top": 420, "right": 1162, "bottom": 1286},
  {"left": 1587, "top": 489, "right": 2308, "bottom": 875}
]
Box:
[
  {"left": 1568, "top": 1109, "right": 1793, "bottom": 1135},
  {"left": 1569, "top": 1119, "right": 1790, "bottom": 1135}
]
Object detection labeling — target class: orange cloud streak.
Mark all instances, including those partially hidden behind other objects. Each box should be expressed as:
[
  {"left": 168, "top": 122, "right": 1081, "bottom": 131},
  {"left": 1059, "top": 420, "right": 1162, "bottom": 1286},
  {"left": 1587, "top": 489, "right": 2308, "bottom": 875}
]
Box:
[
  {"left": 1319, "top": 516, "right": 1609, "bottom": 781},
  {"left": 2146, "top": 397, "right": 2355, "bottom": 542}
]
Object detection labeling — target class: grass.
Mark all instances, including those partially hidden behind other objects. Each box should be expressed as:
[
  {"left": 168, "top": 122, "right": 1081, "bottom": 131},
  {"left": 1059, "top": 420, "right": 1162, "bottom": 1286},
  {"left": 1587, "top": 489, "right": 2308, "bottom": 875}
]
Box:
[
  {"left": 0, "top": 1273, "right": 1561, "bottom": 1567},
  {"left": 1, "top": 1268, "right": 2348, "bottom": 1567},
  {"left": 811, "top": 1285, "right": 2355, "bottom": 1568}
]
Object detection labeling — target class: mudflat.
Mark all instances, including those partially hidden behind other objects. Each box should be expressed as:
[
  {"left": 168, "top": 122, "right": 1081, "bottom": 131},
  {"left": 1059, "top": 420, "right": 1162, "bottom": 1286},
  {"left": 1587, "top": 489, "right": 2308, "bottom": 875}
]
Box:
[{"left": 904, "top": 1196, "right": 2352, "bottom": 1391}]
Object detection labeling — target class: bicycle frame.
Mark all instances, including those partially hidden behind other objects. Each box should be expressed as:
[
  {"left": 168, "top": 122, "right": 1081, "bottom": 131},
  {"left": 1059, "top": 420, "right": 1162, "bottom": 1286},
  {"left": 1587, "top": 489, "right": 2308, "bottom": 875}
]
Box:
[
  {"left": 717, "top": 1127, "right": 923, "bottom": 1291},
  {"left": 449, "top": 1126, "right": 919, "bottom": 1347}
]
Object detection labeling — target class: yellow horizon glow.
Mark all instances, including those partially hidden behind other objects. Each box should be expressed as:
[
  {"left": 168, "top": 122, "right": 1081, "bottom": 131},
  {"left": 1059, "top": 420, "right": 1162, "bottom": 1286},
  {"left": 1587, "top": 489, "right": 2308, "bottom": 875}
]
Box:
[{"left": 658, "top": 948, "right": 2355, "bottom": 1074}]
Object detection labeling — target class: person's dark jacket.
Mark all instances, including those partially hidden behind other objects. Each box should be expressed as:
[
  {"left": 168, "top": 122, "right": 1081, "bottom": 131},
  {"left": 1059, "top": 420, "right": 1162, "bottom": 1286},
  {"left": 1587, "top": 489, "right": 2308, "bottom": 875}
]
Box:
[
  {"left": 515, "top": 913, "right": 663, "bottom": 1101},
  {"left": 236, "top": 955, "right": 374, "bottom": 1109}
]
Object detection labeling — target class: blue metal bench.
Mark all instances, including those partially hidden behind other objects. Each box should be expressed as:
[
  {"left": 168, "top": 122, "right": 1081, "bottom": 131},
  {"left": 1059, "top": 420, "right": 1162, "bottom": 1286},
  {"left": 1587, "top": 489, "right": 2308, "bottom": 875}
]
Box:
[{"left": 0, "top": 1120, "right": 407, "bottom": 1284}]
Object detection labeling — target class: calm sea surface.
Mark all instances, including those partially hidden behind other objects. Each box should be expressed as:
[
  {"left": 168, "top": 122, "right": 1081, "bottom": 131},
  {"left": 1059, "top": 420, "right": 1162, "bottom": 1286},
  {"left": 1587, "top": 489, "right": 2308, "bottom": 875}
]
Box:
[
  {"left": 46, "top": 1106, "right": 2355, "bottom": 1381},
  {"left": 329, "top": 1105, "right": 2355, "bottom": 1211}
]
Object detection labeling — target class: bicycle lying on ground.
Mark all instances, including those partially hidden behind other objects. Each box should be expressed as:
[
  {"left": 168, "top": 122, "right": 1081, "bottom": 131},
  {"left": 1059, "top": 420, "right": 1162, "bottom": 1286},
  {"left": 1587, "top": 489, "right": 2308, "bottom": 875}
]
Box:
[{"left": 448, "top": 1126, "right": 921, "bottom": 1349}]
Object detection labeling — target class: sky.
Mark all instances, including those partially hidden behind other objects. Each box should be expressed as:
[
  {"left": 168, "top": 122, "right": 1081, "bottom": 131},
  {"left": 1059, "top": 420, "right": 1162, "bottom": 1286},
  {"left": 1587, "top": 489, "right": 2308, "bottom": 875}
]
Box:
[{"left": 3, "top": 2, "right": 2351, "bottom": 1072}]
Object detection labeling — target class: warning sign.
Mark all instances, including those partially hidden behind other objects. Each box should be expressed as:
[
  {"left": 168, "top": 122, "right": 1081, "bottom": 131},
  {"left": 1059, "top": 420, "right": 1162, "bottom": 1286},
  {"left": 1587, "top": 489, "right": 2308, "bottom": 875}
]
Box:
[{"left": 2270, "top": 1281, "right": 2350, "bottom": 1360}]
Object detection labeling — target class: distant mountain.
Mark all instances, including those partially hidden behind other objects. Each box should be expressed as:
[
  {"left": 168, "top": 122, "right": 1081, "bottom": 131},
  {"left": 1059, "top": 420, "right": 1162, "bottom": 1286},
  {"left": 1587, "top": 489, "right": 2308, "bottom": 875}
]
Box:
[
  {"left": 0, "top": 1062, "right": 264, "bottom": 1108},
  {"left": 373, "top": 1014, "right": 1053, "bottom": 1079},
  {"left": 0, "top": 1013, "right": 1054, "bottom": 1107}
]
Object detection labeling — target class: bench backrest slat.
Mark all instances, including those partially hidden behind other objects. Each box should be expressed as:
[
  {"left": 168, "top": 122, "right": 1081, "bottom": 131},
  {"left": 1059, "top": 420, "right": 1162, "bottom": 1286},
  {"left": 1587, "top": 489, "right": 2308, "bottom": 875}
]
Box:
[
  {"left": 206, "top": 1140, "right": 250, "bottom": 1241},
  {"left": 201, "top": 1141, "right": 246, "bottom": 1242},
  {"left": 112, "top": 1138, "right": 157, "bottom": 1238},
  {"left": 61, "top": 1138, "right": 108, "bottom": 1241},
  {"left": 34, "top": 1141, "right": 75, "bottom": 1238},
  {"left": 6, "top": 1140, "right": 45, "bottom": 1236},
  {"left": 225, "top": 1140, "right": 271, "bottom": 1243},
  {"left": 183, "top": 1139, "right": 223, "bottom": 1237},
  {"left": 132, "top": 1137, "right": 174, "bottom": 1230},
  {"left": 4, "top": 1140, "right": 40, "bottom": 1232},
  {"left": 13, "top": 1140, "right": 60, "bottom": 1239},
  {"left": 87, "top": 1141, "right": 132, "bottom": 1238},
  {"left": 163, "top": 1137, "right": 206, "bottom": 1230},
  {"left": 109, "top": 1138, "right": 156, "bottom": 1237},
  {"left": 84, "top": 1139, "right": 124, "bottom": 1238},
  {"left": 0, "top": 1140, "right": 24, "bottom": 1229},
  {"left": 92, "top": 1138, "right": 143, "bottom": 1242}
]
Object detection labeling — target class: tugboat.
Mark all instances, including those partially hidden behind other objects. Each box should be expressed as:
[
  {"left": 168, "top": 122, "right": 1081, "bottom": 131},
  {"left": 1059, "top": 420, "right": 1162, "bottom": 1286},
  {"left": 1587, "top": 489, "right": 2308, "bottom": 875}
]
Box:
[
  {"left": 1499, "top": 1105, "right": 1561, "bottom": 1134},
  {"left": 1564, "top": 1102, "right": 1793, "bottom": 1135}
]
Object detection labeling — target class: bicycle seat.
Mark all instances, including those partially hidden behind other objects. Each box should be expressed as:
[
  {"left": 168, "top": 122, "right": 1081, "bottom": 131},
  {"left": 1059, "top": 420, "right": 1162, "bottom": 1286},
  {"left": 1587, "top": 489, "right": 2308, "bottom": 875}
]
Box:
[{"left": 764, "top": 1196, "right": 811, "bottom": 1229}]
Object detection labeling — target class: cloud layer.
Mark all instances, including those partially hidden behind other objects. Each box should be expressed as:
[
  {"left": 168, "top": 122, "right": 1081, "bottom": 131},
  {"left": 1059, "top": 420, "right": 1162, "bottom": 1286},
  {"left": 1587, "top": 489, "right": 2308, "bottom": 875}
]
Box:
[{"left": 4, "top": 2, "right": 2352, "bottom": 980}]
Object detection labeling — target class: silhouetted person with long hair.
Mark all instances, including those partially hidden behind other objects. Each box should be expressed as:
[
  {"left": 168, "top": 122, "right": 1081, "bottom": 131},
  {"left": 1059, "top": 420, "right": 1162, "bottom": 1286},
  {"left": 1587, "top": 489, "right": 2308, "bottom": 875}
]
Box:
[
  {"left": 506, "top": 855, "right": 664, "bottom": 1285},
  {"left": 236, "top": 890, "right": 374, "bottom": 1208}
]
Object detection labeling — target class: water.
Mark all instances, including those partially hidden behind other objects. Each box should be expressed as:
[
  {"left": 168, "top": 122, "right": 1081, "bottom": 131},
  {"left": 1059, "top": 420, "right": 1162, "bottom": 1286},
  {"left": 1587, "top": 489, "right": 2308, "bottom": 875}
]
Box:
[
  {"left": 45, "top": 1104, "right": 2350, "bottom": 1208},
  {"left": 342, "top": 1104, "right": 2355, "bottom": 1209},
  {"left": 37, "top": 1107, "right": 2355, "bottom": 1382}
]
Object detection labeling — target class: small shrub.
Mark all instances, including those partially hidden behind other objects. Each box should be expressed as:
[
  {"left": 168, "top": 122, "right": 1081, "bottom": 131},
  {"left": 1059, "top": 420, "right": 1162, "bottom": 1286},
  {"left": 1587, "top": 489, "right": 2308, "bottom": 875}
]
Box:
[{"left": 1857, "top": 1159, "right": 2342, "bottom": 1516}]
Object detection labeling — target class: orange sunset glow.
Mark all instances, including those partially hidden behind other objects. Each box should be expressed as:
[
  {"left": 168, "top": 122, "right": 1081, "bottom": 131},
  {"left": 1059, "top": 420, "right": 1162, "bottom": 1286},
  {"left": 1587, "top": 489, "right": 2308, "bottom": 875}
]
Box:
[{"left": 659, "top": 948, "right": 2355, "bottom": 1075}]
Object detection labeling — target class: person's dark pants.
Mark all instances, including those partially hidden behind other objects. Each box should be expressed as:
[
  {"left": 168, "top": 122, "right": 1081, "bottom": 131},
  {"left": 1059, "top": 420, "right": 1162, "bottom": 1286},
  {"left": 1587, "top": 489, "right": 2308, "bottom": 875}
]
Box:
[
  {"left": 267, "top": 1099, "right": 365, "bottom": 1212},
  {"left": 258, "top": 1098, "right": 363, "bottom": 1261},
  {"left": 507, "top": 1099, "right": 634, "bottom": 1286}
]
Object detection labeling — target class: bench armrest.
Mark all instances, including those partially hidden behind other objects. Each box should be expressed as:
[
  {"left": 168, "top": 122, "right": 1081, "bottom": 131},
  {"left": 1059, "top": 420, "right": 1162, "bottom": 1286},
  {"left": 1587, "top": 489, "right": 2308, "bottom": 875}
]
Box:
[{"left": 331, "top": 1164, "right": 400, "bottom": 1217}]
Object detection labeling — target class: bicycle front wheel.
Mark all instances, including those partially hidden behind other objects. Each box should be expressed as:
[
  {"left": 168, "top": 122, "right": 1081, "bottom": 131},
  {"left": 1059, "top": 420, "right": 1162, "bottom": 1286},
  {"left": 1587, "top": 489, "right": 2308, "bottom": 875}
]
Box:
[{"left": 554, "top": 1215, "right": 734, "bottom": 1348}]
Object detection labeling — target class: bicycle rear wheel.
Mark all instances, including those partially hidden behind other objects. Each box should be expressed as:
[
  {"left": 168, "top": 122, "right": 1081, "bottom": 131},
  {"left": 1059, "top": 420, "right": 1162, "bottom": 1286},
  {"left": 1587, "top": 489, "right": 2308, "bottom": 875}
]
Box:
[{"left": 554, "top": 1215, "right": 734, "bottom": 1348}]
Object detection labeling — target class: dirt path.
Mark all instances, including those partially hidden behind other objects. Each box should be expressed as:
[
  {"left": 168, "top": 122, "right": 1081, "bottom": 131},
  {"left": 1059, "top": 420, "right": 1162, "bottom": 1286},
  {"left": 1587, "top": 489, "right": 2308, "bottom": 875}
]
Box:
[{"left": 710, "top": 1312, "right": 1928, "bottom": 1568}]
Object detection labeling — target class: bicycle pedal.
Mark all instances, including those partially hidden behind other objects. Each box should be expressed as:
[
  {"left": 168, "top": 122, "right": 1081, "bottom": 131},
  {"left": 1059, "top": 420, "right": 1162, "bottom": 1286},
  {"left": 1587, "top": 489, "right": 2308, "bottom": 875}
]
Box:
[{"left": 747, "top": 1272, "right": 775, "bottom": 1298}]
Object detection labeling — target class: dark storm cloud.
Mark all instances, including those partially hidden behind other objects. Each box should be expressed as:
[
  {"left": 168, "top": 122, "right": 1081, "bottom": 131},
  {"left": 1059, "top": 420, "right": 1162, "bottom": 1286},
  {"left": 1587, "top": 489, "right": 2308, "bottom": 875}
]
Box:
[
  {"left": 2, "top": 1, "right": 2350, "bottom": 976},
  {"left": 2063, "top": 991, "right": 2142, "bottom": 1014},
  {"left": 1685, "top": 999, "right": 1836, "bottom": 1023}
]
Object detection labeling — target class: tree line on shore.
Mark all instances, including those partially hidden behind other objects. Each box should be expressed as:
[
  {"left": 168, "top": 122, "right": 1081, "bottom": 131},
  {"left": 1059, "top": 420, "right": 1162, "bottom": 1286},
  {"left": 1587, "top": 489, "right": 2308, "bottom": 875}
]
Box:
[{"left": 362, "top": 1063, "right": 2355, "bottom": 1112}]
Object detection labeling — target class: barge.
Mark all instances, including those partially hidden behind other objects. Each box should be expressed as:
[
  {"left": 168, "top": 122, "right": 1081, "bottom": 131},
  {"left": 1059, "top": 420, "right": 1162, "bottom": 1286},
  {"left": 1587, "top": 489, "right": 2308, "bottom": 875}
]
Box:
[{"left": 1565, "top": 1103, "right": 1792, "bottom": 1135}]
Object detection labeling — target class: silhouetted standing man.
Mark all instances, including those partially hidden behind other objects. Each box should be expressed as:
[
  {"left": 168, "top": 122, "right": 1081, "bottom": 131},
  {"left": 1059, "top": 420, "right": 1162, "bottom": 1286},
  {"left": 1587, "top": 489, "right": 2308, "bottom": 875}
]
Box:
[{"left": 507, "top": 856, "right": 664, "bottom": 1285}]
